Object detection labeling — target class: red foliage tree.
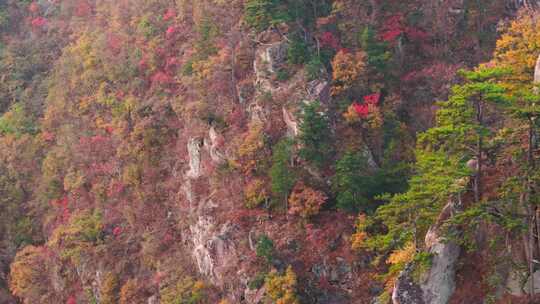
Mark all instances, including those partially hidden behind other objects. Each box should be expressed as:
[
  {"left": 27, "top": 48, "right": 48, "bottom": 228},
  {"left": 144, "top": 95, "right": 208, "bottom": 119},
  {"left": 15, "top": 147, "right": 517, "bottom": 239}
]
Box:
[
  {"left": 166, "top": 26, "right": 177, "bottom": 39},
  {"left": 363, "top": 93, "right": 380, "bottom": 105},
  {"left": 66, "top": 296, "right": 77, "bottom": 304},
  {"left": 352, "top": 103, "right": 369, "bottom": 118},
  {"left": 31, "top": 17, "right": 47, "bottom": 28},
  {"left": 151, "top": 71, "right": 173, "bottom": 85},
  {"left": 112, "top": 226, "right": 122, "bottom": 237},
  {"left": 74, "top": 1, "right": 92, "bottom": 17},
  {"left": 163, "top": 8, "right": 176, "bottom": 21},
  {"left": 320, "top": 31, "right": 340, "bottom": 50},
  {"left": 28, "top": 2, "right": 40, "bottom": 14},
  {"left": 380, "top": 14, "right": 429, "bottom": 44}
]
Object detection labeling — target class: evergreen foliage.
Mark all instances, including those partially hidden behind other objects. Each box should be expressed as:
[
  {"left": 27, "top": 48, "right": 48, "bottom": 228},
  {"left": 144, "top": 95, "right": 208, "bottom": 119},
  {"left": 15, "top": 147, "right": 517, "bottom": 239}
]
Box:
[
  {"left": 244, "top": 0, "right": 287, "bottom": 31},
  {"left": 256, "top": 234, "right": 275, "bottom": 263},
  {"left": 270, "top": 138, "right": 295, "bottom": 205},
  {"left": 298, "top": 101, "right": 332, "bottom": 168}
]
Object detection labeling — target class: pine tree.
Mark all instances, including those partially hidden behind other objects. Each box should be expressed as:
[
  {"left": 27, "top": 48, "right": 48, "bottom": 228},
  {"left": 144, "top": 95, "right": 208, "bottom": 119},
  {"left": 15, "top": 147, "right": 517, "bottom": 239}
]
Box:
[
  {"left": 244, "top": 0, "right": 287, "bottom": 32},
  {"left": 270, "top": 138, "right": 295, "bottom": 207},
  {"left": 333, "top": 151, "right": 372, "bottom": 212},
  {"left": 359, "top": 26, "right": 390, "bottom": 73},
  {"left": 298, "top": 101, "right": 332, "bottom": 168},
  {"left": 369, "top": 150, "right": 469, "bottom": 252},
  {"left": 421, "top": 66, "right": 509, "bottom": 202}
]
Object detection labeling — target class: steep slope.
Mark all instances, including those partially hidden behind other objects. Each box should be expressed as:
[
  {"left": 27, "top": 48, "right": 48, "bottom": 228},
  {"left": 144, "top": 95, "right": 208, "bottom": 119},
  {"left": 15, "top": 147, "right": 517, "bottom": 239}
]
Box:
[{"left": 0, "top": 1, "right": 538, "bottom": 304}]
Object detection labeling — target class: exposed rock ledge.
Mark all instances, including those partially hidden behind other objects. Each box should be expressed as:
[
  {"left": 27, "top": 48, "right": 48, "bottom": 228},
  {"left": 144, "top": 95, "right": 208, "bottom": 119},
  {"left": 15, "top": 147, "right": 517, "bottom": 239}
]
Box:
[{"left": 392, "top": 198, "right": 461, "bottom": 304}]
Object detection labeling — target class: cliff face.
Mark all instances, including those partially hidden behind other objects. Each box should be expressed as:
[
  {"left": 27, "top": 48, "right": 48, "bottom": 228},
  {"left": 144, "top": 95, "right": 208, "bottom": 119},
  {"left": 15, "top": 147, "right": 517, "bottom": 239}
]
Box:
[{"left": 0, "top": 1, "right": 538, "bottom": 304}]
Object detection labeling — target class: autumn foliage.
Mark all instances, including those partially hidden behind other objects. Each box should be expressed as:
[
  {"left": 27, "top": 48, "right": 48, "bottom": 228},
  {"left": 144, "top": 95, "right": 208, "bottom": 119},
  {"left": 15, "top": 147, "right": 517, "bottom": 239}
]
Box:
[
  {"left": 331, "top": 50, "right": 368, "bottom": 96},
  {"left": 288, "top": 182, "right": 327, "bottom": 219},
  {"left": 0, "top": 0, "right": 536, "bottom": 303}
]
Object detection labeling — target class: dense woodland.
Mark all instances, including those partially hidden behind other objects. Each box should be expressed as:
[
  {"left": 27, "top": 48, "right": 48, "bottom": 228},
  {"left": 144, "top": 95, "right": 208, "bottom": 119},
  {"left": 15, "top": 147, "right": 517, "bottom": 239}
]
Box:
[{"left": 2, "top": 0, "right": 540, "bottom": 303}]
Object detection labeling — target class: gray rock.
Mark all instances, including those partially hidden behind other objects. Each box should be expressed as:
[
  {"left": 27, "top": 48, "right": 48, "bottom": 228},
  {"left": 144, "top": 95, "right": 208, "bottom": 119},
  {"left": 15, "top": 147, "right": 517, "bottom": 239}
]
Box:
[
  {"left": 245, "top": 286, "right": 266, "bottom": 304},
  {"left": 306, "top": 79, "right": 330, "bottom": 104},
  {"left": 206, "top": 127, "right": 225, "bottom": 164},
  {"left": 254, "top": 41, "right": 288, "bottom": 92},
  {"left": 525, "top": 270, "right": 540, "bottom": 295},
  {"left": 392, "top": 264, "right": 425, "bottom": 304},
  {"left": 147, "top": 295, "right": 159, "bottom": 304},
  {"left": 392, "top": 198, "right": 461, "bottom": 304},
  {"left": 186, "top": 138, "right": 203, "bottom": 178},
  {"left": 506, "top": 270, "right": 526, "bottom": 296},
  {"left": 421, "top": 234, "right": 460, "bottom": 304},
  {"left": 282, "top": 107, "right": 298, "bottom": 138}
]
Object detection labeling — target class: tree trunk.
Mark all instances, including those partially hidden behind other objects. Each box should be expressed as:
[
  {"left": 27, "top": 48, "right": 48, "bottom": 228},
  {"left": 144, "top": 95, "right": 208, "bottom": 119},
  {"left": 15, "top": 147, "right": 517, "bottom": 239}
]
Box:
[
  {"left": 474, "top": 100, "right": 483, "bottom": 202},
  {"left": 523, "top": 192, "right": 535, "bottom": 298}
]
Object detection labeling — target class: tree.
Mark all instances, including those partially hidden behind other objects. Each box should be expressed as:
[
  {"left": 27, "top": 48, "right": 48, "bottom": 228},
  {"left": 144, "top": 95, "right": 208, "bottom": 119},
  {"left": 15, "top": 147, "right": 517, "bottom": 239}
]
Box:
[
  {"left": 421, "top": 66, "right": 509, "bottom": 202},
  {"left": 298, "top": 101, "right": 332, "bottom": 168},
  {"left": 366, "top": 150, "right": 469, "bottom": 252},
  {"left": 288, "top": 182, "right": 327, "bottom": 219},
  {"left": 0, "top": 103, "right": 37, "bottom": 136},
  {"left": 496, "top": 79, "right": 540, "bottom": 297},
  {"left": 264, "top": 266, "right": 300, "bottom": 304},
  {"left": 120, "top": 279, "right": 147, "bottom": 304},
  {"left": 9, "top": 246, "right": 50, "bottom": 303},
  {"left": 100, "top": 272, "right": 120, "bottom": 304},
  {"left": 492, "top": 11, "right": 540, "bottom": 91},
  {"left": 244, "top": 0, "right": 287, "bottom": 32},
  {"left": 359, "top": 26, "right": 390, "bottom": 73},
  {"left": 159, "top": 276, "right": 207, "bottom": 304},
  {"left": 256, "top": 234, "right": 275, "bottom": 263},
  {"left": 270, "top": 138, "right": 295, "bottom": 206},
  {"left": 333, "top": 151, "right": 374, "bottom": 212},
  {"left": 331, "top": 50, "right": 368, "bottom": 96}
]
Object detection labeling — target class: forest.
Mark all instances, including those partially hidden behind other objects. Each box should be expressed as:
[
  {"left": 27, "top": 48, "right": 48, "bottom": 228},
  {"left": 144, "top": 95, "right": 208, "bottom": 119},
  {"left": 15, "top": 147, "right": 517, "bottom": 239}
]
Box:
[{"left": 1, "top": 0, "right": 540, "bottom": 303}]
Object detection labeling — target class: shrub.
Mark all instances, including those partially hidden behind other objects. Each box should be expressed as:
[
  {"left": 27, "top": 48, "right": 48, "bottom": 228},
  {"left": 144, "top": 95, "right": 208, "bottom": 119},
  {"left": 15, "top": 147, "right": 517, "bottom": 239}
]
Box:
[
  {"left": 0, "top": 103, "right": 37, "bottom": 136},
  {"left": 248, "top": 272, "right": 267, "bottom": 290},
  {"left": 288, "top": 182, "right": 326, "bottom": 219},
  {"left": 276, "top": 68, "right": 291, "bottom": 81},
  {"left": 351, "top": 214, "right": 368, "bottom": 251}
]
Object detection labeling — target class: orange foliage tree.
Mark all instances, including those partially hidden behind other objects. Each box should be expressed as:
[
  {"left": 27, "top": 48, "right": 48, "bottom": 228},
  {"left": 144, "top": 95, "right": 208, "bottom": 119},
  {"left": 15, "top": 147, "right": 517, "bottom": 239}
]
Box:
[{"left": 288, "top": 182, "right": 327, "bottom": 219}]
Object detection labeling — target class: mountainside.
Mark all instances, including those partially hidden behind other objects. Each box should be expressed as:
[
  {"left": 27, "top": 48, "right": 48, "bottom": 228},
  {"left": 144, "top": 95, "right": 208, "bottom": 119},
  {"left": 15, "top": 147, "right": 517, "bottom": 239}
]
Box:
[{"left": 1, "top": 1, "right": 540, "bottom": 303}]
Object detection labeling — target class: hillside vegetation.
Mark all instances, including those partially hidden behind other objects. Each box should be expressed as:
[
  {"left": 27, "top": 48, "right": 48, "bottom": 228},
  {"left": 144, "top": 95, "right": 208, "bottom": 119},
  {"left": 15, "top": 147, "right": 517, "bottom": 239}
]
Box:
[{"left": 1, "top": 1, "right": 540, "bottom": 303}]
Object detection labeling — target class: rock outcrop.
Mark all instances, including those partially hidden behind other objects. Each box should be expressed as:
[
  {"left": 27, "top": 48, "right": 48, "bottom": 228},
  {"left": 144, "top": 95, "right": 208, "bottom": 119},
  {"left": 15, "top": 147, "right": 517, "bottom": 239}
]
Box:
[
  {"left": 392, "top": 198, "right": 461, "bottom": 304},
  {"left": 186, "top": 138, "right": 203, "bottom": 179}
]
